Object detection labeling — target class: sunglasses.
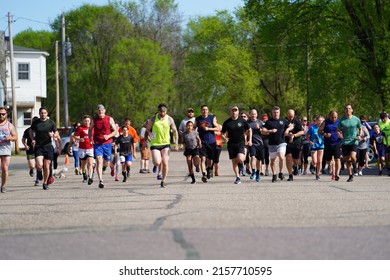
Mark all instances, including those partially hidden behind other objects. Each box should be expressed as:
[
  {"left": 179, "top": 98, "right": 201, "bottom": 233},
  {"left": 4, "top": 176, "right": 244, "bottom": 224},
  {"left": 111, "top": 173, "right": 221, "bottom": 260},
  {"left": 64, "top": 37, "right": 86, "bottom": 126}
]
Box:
[
  {"left": 188, "top": 111, "right": 194, "bottom": 113},
  {"left": 302, "top": 119, "right": 307, "bottom": 121},
  {"left": 0, "top": 113, "right": 6, "bottom": 116}
]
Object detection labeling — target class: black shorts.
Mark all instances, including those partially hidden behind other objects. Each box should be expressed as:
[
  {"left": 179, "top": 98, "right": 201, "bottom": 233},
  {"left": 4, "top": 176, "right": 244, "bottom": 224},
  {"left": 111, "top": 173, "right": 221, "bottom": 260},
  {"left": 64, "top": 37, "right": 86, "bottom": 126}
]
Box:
[
  {"left": 227, "top": 145, "right": 246, "bottom": 159},
  {"left": 341, "top": 144, "right": 358, "bottom": 157},
  {"left": 34, "top": 144, "right": 54, "bottom": 160},
  {"left": 285, "top": 143, "right": 301, "bottom": 159},
  {"left": 324, "top": 144, "right": 341, "bottom": 161},
  {"left": 199, "top": 143, "right": 216, "bottom": 160},
  {"left": 183, "top": 147, "right": 199, "bottom": 158},
  {"left": 150, "top": 144, "right": 170, "bottom": 151},
  {"left": 249, "top": 145, "right": 264, "bottom": 161}
]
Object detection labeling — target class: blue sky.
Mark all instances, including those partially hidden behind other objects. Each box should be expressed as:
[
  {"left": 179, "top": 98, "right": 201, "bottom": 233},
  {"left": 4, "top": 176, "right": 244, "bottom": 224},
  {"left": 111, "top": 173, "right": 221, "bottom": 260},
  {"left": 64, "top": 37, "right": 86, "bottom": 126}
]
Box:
[{"left": 1, "top": 0, "right": 244, "bottom": 35}]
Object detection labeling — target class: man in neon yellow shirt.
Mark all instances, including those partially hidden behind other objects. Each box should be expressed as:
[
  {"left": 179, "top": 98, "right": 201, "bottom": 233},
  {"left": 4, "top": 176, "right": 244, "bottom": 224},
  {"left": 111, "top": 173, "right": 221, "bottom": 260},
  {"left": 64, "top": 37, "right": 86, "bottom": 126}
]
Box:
[
  {"left": 146, "top": 103, "right": 179, "bottom": 187},
  {"left": 379, "top": 112, "right": 390, "bottom": 175}
]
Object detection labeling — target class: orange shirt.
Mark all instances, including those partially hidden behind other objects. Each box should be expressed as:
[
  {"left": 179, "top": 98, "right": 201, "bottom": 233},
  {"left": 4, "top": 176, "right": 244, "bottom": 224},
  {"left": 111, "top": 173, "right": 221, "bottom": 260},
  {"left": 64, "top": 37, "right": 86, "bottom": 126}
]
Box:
[{"left": 118, "top": 125, "right": 139, "bottom": 143}]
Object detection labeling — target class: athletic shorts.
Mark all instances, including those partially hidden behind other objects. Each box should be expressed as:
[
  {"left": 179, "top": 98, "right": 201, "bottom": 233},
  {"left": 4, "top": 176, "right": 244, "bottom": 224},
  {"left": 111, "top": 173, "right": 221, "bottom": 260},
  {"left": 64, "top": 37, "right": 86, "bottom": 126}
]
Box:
[
  {"left": 341, "top": 144, "right": 358, "bottom": 157},
  {"left": 269, "top": 143, "right": 287, "bottom": 159},
  {"left": 184, "top": 147, "right": 200, "bottom": 158},
  {"left": 285, "top": 143, "right": 301, "bottom": 159},
  {"left": 199, "top": 142, "right": 216, "bottom": 160},
  {"left": 34, "top": 144, "right": 54, "bottom": 160},
  {"left": 94, "top": 143, "right": 113, "bottom": 161},
  {"left": 121, "top": 154, "right": 133, "bottom": 163},
  {"left": 227, "top": 145, "right": 246, "bottom": 160},
  {"left": 324, "top": 144, "right": 341, "bottom": 161},
  {"left": 249, "top": 145, "right": 264, "bottom": 161},
  {"left": 151, "top": 144, "right": 170, "bottom": 151},
  {"left": 141, "top": 146, "right": 151, "bottom": 160},
  {"left": 375, "top": 145, "right": 386, "bottom": 158},
  {"left": 79, "top": 148, "right": 94, "bottom": 160}
]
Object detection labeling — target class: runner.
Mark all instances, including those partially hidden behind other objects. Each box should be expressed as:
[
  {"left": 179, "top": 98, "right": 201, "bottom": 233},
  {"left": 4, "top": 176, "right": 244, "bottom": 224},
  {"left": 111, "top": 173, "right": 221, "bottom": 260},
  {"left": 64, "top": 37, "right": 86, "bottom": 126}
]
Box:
[
  {"left": 88, "top": 104, "right": 117, "bottom": 188},
  {"left": 146, "top": 103, "right": 179, "bottom": 188},
  {"left": 0, "top": 107, "right": 18, "bottom": 193},
  {"left": 74, "top": 115, "right": 94, "bottom": 184}
]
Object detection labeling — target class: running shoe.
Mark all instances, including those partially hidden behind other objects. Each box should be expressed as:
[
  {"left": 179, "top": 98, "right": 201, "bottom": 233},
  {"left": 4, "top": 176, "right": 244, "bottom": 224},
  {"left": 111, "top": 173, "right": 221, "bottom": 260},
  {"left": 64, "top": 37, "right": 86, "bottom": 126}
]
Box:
[
  {"left": 331, "top": 175, "right": 335, "bottom": 180},
  {"left": 1, "top": 187, "right": 5, "bottom": 193},
  {"left": 272, "top": 174, "right": 277, "bottom": 182},
  {"left": 98, "top": 181, "right": 105, "bottom": 188},
  {"left": 195, "top": 166, "right": 200, "bottom": 172},
  {"left": 201, "top": 175, "right": 208, "bottom": 183},
  {"left": 157, "top": 174, "right": 162, "bottom": 180},
  {"left": 347, "top": 175, "right": 353, "bottom": 182},
  {"left": 265, "top": 170, "right": 269, "bottom": 176},
  {"left": 75, "top": 169, "right": 79, "bottom": 175},
  {"left": 234, "top": 177, "right": 241, "bottom": 184},
  {"left": 88, "top": 178, "right": 93, "bottom": 185},
  {"left": 293, "top": 166, "right": 298, "bottom": 176},
  {"left": 315, "top": 175, "right": 320, "bottom": 180},
  {"left": 358, "top": 171, "right": 363, "bottom": 176},
  {"left": 37, "top": 170, "right": 43, "bottom": 181},
  {"left": 250, "top": 172, "right": 256, "bottom": 180},
  {"left": 287, "top": 174, "right": 293, "bottom": 181},
  {"left": 278, "top": 173, "right": 285, "bottom": 180},
  {"left": 152, "top": 165, "right": 158, "bottom": 173},
  {"left": 29, "top": 168, "right": 34, "bottom": 177},
  {"left": 83, "top": 173, "right": 88, "bottom": 182},
  {"left": 43, "top": 184, "right": 49, "bottom": 190},
  {"left": 335, "top": 175, "right": 340, "bottom": 181},
  {"left": 34, "top": 180, "right": 39, "bottom": 186},
  {"left": 48, "top": 177, "right": 55, "bottom": 184},
  {"left": 246, "top": 169, "right": 251, "bottom": 175},
  {"left": 256, "top": 174, "right": 261, "bottom": 182},
  {"left": 160, "top": 181, "right": 167, "bottom": 188}
]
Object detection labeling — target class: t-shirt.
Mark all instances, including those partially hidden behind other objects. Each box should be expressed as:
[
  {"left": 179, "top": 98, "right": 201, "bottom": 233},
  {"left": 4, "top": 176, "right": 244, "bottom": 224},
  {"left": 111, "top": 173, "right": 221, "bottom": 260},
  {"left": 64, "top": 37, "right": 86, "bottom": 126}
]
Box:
[
  {"left": 371, "top": 131, "right": 386, "bottom": 147},
  {"left": 183, "top": 130, "right": 198, "bottom": 150},
  {"left": 247, "top": 119, "right": 264, "bottom": 146},
  {"left": 307, "top": 125, "right": 324, "bottom": 150},
  {"left": 115, "top": 135, "right": 134, "bottom": 156},
  {"left": 222, "top": 117, "right": 250, "bottom": 148},
  {"left": 285, "top": 117, "right": 304, "bottom": 147},
  {"left": 379, "top": 120, "right": 390, "bottom": 146},
  {"left": 264, "top": 118, "right": 289, "bottom": 145},
  {"left": 323, "top": 118, "right": 341, "bottom": 146},
  {"left": 338, "top": 115, "right": 361, "bottom": 145},
  {"left": 75, "top": 125, "right": 93, "bottom": 149},
  {"left": 31, "top": 118, "right": 57, "bottom": 147}
]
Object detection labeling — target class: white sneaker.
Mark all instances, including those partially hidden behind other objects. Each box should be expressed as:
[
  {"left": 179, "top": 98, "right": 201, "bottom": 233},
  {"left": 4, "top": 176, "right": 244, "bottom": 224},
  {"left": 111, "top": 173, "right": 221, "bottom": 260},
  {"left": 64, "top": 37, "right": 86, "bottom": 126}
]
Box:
[{"left": 358, "top": 171, "right": 363, "bottom": 176}]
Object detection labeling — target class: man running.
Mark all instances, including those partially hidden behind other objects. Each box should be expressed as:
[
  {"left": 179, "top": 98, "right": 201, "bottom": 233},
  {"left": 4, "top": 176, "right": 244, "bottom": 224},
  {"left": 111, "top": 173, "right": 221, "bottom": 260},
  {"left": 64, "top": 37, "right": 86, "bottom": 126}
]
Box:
[
  {"left": 0, "top": 107, "right": 18, "bottom": 193},
  {"left": 337, "top": 104, "right": 362, "bottom": 182},
  {"left": 89, "top": 104, "right": 117, "bottom": 188}
]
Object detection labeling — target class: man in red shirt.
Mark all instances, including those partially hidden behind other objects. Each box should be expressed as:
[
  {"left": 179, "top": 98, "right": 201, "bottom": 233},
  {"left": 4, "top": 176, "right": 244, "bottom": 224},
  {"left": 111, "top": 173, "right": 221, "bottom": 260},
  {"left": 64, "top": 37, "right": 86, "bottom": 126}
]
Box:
[{"left": 88, "top": 104, "right": 117, "bottom": 188}]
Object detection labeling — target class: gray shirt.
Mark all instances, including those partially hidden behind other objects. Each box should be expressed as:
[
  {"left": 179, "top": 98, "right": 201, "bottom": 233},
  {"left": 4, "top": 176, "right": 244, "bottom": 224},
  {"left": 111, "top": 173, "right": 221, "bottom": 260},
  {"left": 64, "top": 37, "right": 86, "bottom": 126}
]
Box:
[{"left": 183, "top": 130, "right": 198, "bottom": 150}]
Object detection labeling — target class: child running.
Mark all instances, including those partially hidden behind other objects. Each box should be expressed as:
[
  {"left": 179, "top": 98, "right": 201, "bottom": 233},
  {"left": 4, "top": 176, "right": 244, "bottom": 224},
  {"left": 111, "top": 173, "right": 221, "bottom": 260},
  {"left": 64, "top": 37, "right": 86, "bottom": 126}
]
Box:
[
  {"left": 114, "top": 126, "right": 136, "bottom": 183},
  {"left": 371, "top": 124, "right": 388, "bottom": 176},
  {"left": 183, "top": 121, "right": 201, "bottom": 184}
]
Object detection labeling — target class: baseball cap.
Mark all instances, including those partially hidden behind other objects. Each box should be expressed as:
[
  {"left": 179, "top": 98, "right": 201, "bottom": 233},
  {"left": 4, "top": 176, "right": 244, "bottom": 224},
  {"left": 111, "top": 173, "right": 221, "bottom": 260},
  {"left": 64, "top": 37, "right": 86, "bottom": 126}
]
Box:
[
  {"left": 97, "top": 104, "right": 105, "bottom": 110},
  {"left": 187, "top": 108, "right": 194, "bottom": 112},
  {"left": 231, "top": 106, "right": 239, "bottom": 111}
]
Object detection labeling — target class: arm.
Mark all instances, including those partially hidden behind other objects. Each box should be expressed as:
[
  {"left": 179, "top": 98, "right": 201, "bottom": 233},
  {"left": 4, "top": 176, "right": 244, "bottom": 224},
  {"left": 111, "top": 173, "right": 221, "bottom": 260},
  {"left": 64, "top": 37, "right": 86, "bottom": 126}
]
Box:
[
  {"left": 104, "top": 117, "right": 118, "bottom": 140},
  {"left": 6, "top": 123, "right": 18, "bottom": 142},
  {"left": 169, "top": 116, "right": 179, "bottom": 150}
]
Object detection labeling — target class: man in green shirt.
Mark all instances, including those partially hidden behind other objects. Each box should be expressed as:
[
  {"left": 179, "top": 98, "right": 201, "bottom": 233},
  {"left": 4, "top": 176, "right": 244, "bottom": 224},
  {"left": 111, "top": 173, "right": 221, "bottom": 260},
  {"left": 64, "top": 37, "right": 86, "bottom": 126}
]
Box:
[
  {"left": 379, "top": 112, "right": 390, "bottom": 175},
  {"left": 337, "top": 104, "right": 362, "bottom": 182}
]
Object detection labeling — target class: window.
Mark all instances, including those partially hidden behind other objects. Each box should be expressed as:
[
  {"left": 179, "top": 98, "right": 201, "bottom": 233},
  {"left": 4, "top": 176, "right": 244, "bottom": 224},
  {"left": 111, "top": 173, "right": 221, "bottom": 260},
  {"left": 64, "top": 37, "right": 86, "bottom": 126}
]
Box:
[
  {"left": 23, "top": 112, "right": 32, "bottom": 126},
  {"left": 18, "top": 63, "right": 30, "bottom": 80}
]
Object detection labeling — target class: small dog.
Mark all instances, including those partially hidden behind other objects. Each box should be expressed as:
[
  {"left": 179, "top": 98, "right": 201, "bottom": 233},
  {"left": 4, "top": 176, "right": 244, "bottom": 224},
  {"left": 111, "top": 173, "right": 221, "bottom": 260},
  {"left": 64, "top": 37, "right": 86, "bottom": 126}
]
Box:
[{"left": 53, "top": 167, "right": 68, "bottom": 179}]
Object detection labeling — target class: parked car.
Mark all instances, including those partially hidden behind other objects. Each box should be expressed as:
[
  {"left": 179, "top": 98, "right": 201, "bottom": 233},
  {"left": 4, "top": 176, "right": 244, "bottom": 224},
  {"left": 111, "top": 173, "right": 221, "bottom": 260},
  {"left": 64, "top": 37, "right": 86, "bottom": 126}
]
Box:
[{"left": 60, "top": 135, "right": 72, "bottom": 156}]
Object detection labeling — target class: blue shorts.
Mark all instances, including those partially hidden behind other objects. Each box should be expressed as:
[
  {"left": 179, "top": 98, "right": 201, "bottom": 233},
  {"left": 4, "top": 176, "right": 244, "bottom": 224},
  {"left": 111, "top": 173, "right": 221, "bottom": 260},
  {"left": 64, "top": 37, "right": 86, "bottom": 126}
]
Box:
[
  {"left": 94, "top": 143, "right": 112, "bottom": 161},
  {"left": 122, "top": 155, "right": 133, "bottom": 163}
]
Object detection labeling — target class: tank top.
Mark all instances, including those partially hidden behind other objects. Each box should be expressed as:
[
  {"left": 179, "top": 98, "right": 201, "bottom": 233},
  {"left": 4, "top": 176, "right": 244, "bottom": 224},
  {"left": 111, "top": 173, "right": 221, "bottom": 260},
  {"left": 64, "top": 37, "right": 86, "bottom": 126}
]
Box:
[
  {"left": 150, "top": 114, "right": 171, "bottom": 146},
  {"left": 0, "top": 121, "right": 12, "bottom": 155},
  {"left": 93, "top": 115, "right": 113, "bottom": 144}
]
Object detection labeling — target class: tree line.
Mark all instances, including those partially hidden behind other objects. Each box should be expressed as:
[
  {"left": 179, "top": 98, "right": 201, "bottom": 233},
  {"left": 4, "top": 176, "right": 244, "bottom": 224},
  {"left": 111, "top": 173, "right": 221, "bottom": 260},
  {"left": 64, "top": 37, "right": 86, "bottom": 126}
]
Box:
[{"left": 13, "top": 0, "right": 390, "bottom": 129}]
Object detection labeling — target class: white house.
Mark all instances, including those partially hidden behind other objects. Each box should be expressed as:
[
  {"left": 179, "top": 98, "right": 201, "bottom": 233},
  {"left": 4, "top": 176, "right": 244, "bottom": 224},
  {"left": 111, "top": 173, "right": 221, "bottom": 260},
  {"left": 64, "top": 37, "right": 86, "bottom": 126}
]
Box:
[{"left": 0, "top": 39, "right": 49, "bottom": 149}]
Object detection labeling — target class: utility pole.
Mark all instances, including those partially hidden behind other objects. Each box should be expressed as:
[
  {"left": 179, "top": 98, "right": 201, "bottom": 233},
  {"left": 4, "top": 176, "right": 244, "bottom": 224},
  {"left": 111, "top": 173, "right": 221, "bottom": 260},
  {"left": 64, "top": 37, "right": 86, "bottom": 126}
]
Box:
[
  {"left": 55, "top": 41, "right": 60, "bottom": 128},
  {"left": 61, "top": 14, "right": 69, "bottom": 128},
  {"left": 8, "top": 12, "right": 19, "bottom": 154}
]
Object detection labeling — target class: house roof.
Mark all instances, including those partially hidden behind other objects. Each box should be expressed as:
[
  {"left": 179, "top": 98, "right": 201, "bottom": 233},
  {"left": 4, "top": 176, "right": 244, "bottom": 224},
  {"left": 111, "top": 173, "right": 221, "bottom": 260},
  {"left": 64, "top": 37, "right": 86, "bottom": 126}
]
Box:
[{"left": 8, "top": 45, "right": 49, "bottom": 57}]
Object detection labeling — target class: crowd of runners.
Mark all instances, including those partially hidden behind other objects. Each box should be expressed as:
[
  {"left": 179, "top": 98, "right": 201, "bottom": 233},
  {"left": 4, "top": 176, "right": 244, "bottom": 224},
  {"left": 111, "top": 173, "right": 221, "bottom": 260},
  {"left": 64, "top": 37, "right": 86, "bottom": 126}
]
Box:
[{"left": 0, "top": 103, "right": 389, "bottom": 193}]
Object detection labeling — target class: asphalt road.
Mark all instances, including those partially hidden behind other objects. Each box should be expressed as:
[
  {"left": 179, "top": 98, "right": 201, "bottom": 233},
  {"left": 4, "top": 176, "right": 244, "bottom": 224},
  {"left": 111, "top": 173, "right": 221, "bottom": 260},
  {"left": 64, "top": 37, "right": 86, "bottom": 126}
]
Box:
[{"left": 1, "top": 151, "right": 390, "bottom": 260}]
